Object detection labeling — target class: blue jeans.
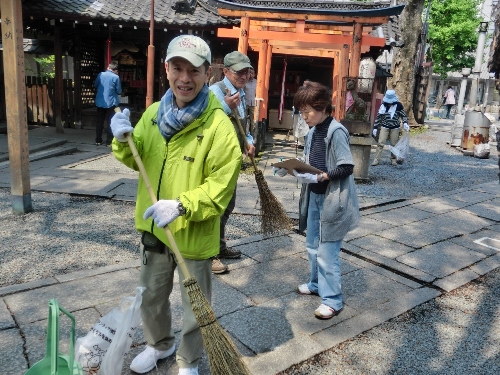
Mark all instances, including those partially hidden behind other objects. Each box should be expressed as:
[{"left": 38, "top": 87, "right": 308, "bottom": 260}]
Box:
[{"left": 305, "top": 191, "right": 343, "bottom": 311}]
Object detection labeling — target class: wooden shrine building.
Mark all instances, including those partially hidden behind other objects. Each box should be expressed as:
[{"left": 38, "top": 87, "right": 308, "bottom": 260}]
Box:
[{"left": 209, "top": 0, "right": 405, "bottom": 124}]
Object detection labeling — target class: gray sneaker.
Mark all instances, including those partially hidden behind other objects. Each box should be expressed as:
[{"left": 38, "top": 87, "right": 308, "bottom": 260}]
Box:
[
  {"left": 212, "top": 258, "right": 229, "bottom": 274},
  {"left": 219, "top": 247, "right": 242, "bottom": 259}
]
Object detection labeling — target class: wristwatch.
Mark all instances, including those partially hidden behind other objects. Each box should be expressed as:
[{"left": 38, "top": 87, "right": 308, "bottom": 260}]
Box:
[{"left": 176, "top": 198, "right": 187, "bottom": 216}]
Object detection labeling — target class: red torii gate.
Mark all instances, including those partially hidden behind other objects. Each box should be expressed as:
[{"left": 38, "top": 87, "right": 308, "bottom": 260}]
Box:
[{"left": 213, "top": 2, "right": 404, "bottom": 122}]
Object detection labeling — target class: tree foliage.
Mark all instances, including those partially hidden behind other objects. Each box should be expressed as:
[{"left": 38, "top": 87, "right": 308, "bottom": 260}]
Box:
[{"left": 427, "top": 0, "right": 482, "bottom": 77}]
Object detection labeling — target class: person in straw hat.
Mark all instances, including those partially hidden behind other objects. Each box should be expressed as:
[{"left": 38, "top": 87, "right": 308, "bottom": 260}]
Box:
[
  {"left": 371, "top": 89, "right": 409, "bottom": 166},
  {"left": 110, "top": 35, "right": 242, "bottom": 375}
]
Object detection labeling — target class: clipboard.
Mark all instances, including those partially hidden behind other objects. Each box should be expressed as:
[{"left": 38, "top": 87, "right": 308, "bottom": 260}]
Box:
[{"left": 272, "top": 158, "right": 322, "bottom": 176}]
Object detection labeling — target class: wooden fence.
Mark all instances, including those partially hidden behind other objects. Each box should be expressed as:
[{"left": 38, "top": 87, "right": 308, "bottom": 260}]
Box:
[{"left": 25, "top": 76, "right": 77, "bottom": 127}]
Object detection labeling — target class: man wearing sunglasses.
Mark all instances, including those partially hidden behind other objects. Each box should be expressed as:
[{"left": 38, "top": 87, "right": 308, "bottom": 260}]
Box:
[{"left": 209, "top": 51, "right": 256, "bottom": 274}]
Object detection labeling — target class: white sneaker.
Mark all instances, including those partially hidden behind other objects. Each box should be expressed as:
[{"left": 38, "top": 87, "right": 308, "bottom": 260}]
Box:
[
  {"left": 130, "top": 344, "right": 175, "bottom": 373},
  {"left": 297, "top": 283, "right": 312, "bottom": 294},
  {"left": 179, "top": 367, "right": 199, "bottom": 375},
  {"left": 314, "top": 304, "right": 341, "bottom": 320}
]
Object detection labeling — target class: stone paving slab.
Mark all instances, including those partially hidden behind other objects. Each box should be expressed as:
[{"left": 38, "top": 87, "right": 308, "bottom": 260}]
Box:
[
  {"left": 409, "top": 197, "right": 470, "bottom": 214},
  {"left": 0, "top": 299, "right": 14, "bottom": 329},
  {"left": 344, "top": 216, "right": 393, "bottom": 241},
  {"left": 0, "top": 327, "right": 27, "bottom": 374},
  {"left": 396, "top": 242, "right": 486, "bottom": 279},
  {"left": 363, "top": 205, "right": 434, "bottom": 225},
  {"left": 349, "top": 249, "right": 436, "bottom": 283},
  {"left": 4, "top": 269, "right": 140, "bottom": 324},
  {"left": 342, "top": 267, "right": 414, "bottom": 311},
  {"left": 421, "top": 209, "right": 494, "bottom": 235},
  {"left": 449, "top": 229, "right": 500, "bottom": 256},
  {"left": 348, "top": 234, "right": 415, "bottom": 258},
  {"left": 379, "top": 221, "right": 461, "bottom": 248},
  {"left": 463, "top": 197, "right": 500, "bottom": 222},
  {"left": 30, "top": 177, "right": 120, "bottom": 197}
]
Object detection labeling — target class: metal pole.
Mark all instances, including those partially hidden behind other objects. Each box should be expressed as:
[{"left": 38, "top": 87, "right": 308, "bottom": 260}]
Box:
[
  {"left": 146, "top": 0, "right": 155, "bottom": 108},
  {"left": 468, "top": 22, "right": 488, "bottom": 108},
  {"left": 457, "top": 68, "right": 470, "bottom": 114}
]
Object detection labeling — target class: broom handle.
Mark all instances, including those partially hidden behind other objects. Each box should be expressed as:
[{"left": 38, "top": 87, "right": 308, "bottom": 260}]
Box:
[
  {"left": 114, "top": 108, "right": 191, "bottom": 279},
  {"left": 230, "top": 107, "right": 258, "bottom": 171}
]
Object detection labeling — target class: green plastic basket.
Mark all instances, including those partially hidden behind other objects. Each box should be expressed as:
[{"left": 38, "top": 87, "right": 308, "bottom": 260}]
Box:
[{"left": 24, "top": 299, "right": 83, "bottom": 375}]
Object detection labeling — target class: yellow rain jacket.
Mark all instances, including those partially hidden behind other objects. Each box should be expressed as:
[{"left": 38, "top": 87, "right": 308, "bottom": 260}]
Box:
[{"left": 112, "top": 93, "right": 242, "bottom": 260}]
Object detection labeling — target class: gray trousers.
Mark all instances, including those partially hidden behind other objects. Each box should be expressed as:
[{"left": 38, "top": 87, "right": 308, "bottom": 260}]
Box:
[
  {"left": 139, "top": 244, "right": 212, "bottom": 369},
  {"left": 374, "top": 127, "right": 401, "bottom": 161},
  {"left": 220, "top": 186, "right": 236, "bottom": 251}
]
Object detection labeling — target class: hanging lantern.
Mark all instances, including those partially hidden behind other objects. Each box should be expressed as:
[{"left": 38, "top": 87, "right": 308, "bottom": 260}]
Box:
[{"left": 358, "top": 57, "right": 376, "bottom": 93}]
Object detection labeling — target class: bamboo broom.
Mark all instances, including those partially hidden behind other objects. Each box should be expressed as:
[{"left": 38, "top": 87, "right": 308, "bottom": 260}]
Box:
[
  {"left": 115, "top": 108, "right": 251, "bottom": 375},
  {"left": 231, "top": 108, "right": 292, "bottom": 236}
]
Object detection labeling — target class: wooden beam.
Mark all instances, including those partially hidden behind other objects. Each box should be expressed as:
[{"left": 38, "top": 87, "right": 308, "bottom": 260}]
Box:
[
  {"left": 332, "top": 51, "right": 340, "bottom": 117},
  {"left": 350, "top": 22, "right": 363, "bottom": 77},
  {"left": 264, "top": 44, "right": 272, "bottom": 119},
  {"left": 258, "top": 41, "right": 370, "bottom": 56},
  {"left": 337, "top": 44, "right": 350, "bottom": 121},
  {"left": 219, "top": 27, "right": 351, "bottom": 44},
  {"left": 238, "top": 16, "right": 250, "bottom": 54},
  {"left": 218, "top": 9, "right": 390, "bottom": 24},
  {"left": 54, "top": 24, "right": 64, "bottom": 132},
  {"left": 1, "top": 0, "right": 32, "bottom": 213},
  {"left": 256, "top": 40, "right": 268, "bottom": 121},
  {"left": 271, "top": 47, "right": 337, "bottom": 58},
  {"left": 219, "top": 27, "right": 385, "bottom": 47},
  {"left": 249, "top": 19, "right": 374, "bottom": 33}
]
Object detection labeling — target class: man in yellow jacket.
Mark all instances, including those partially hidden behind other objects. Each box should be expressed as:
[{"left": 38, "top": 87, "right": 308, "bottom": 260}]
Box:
[{"left": 110, "top": 35, "right": 242, "bottom": 375}]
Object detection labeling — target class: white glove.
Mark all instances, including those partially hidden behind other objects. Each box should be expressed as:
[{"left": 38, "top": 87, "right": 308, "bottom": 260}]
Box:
[
  {"left": 293, "top": 170, "right": 318, "bottom": 184},
  {"left": 143, "top": 200, "right": 180, "bottom": 228},
  {"left": 272, "top": 167, "right": 288, "bottom": 177},
  {"left": 110, "top": 108, "right": 133, "bottom": 142},
  {"left": 403, "top": 123, "right": 410, "bottom": 132},
  {"left": 372, "top": 128, "right": 378, "bottom": 137}
]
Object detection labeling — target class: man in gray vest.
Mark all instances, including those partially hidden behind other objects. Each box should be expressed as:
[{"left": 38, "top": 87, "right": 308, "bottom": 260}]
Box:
[{"left": 209, "top": 51, "right": 256, "bottom": 274}]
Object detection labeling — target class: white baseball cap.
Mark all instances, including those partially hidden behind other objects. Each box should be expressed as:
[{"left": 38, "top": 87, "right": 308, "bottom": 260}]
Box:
[{"left": 165, "top": 35, "right": 211, "bottom": 67}]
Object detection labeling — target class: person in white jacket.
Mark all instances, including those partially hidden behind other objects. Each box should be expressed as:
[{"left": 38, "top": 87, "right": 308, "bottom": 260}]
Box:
[{"left": 443, "top": 86, "right": 456, "bottom": 119}]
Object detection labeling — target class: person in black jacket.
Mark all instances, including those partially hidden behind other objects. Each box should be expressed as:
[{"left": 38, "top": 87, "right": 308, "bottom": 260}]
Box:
[{"left": 371, "top": 89, "right": 409, "bottom": 166}]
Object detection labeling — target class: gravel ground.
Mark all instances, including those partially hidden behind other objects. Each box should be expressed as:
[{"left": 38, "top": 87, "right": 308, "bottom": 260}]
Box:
[
  {"left": 281, "top": 267, "right": 500, "bottom": 375},
  {"left": 1, "top": 126, "right": 498, "bottom": 288},
  {"left": 1, "top": 126, "right": 499, "bottom": 373}
]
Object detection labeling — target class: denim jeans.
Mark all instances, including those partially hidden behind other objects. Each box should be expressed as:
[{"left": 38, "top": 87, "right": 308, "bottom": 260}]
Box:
[{"left": 305, "top": 191, "right": 343, "bottom": 311}]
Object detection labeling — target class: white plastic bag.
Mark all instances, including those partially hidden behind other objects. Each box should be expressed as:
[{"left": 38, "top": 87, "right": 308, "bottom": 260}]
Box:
[
  {"left": 390, "top": 131, "right": 410, "bottom": 164},
  {"left": 473, "top": 143, "right": 490, "bottom": 159},
  {"left": 75, "top": 287, "right": 145, "bottom": 375},
  {"left": 294, "top": 114, "right": 309, "bottom": 138}
]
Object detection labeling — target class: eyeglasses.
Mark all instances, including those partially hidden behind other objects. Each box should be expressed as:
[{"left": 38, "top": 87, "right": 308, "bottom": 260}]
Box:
[{"left": 228, "top": 68, "right": 250, "bottom": 77}]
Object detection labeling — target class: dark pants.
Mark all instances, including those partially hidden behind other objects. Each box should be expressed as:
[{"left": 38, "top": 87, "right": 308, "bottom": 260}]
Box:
[
  {"left": 95, "top": 106, "right": 116, "bottom": 144},
  {"left": 220, "top": 187, "right": 236, "bottom": 251},
  {"left": 445, "top": 104, "right": 453, "bottom": 118}
]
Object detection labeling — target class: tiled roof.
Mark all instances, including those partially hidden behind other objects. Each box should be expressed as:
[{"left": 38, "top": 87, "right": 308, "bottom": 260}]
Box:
[
  {"left": 22, "top": 0, "right": 232, "bottom": 26},
  {"left": 208, "top": 0, "right": 404, "bottom": 16}
]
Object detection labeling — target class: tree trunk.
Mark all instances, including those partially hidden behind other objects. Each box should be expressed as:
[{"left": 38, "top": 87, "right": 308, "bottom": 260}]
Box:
[{"left": 387, "top": 0, "right": 425, "bottom": 125}]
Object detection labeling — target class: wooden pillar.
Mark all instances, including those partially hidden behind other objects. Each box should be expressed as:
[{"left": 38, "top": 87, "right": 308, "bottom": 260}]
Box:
[
  {"left": 146, "top": 0, "right": 155, "bottom": 108},
  {"left": 54, "top": 23, "right": 64, "bottom": 133},
  {"left": 264, "top": 44, "right": 273, "bottom": 120},
  {"left": 1, "top": 0, "right": 32, "bottom": 213},
  {"left": 349, "top": 22, "right": 363, "bottom": 78},
  {"left": 256, "top": 39, "right": 268, "bottom": 121},
  {"left": 238, "top": 16, "right": 250, "bottom": 54},
  {"left": 73, "top": 36, "right": 82, "bottom": 129},
  {"left": 338, "top": 44, "right": 350, "bottom": 120},
  {"left": 332, "top": 51, "right": 340, "bottom": 120}
]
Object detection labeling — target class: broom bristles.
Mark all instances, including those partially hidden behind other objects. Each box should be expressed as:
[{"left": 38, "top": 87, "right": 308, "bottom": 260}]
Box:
[
  {"left": 254, "top": 169, "right": 293, "bottom": 236},
  {"left": 184, "top": 277, "right": 252, "bottom": 375}
]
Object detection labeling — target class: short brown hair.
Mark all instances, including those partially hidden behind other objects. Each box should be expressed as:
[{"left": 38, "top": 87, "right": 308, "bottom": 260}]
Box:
[{"left": 293, "top": 81, "right": 332, "bottom": 114}]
